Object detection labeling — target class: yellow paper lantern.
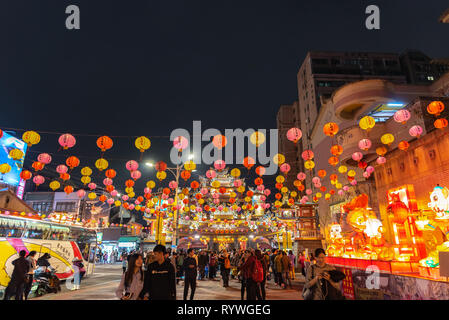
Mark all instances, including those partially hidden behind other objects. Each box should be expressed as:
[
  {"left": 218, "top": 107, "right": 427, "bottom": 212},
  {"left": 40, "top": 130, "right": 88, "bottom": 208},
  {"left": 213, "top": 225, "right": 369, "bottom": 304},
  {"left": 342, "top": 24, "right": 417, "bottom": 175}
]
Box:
[
  {"left": 245, "top": 196, "right": 251, "bottom": 202},
  {"left": 281, "top": 187, "right": 288, "bottom": 194},
  {"left": 230, "top": 168, "right": 241, "bottom": 178},
  {"left": 135, "top": 136, "right": 151, "bottom": 153},
  {"left": 325, "top": 193, "right": 331, "bottom": 200},
  {"left": 230, "top": 192, "right": 237, "bottom": 198},
  {"left": 237, "top": 186, "right": 245, "bottom": 193},
  {"left": 291, "top": 191, "right": 297, "bottom": 198},
  {"left": 316, "top": 192, "right": 322, "bottom": 199},
  {"left": 81, "top": 176, "right": 91, "bottom": 185},
  {"left": 184, "top": 160, "right": 196, "bottom": 171},
  {"left": 338, "top": 165, "right": 347, "bottom": 174},
  {"left": 348, "top": 170, "right": 356, "bottom": 177},
  {"left": 199, "top": 199, "right": 204, "bottom": 205},
  {"left": 22, "top": 131, "right": 41, "bottom": 147},
  {"left": 381, "top": 133, "right": 395, "bottom": 146},
  {"left": 211, "top": 180, "right": 221, "bottom": 188},
  {"left": 336, "top": 183, "right": 342, "bottom": 189},
  {"left": 275, "top": 201, "right": 282, "bottom": 207},
  {"left": 9, "top": 149, "right": 24, "bottom": 161},
  {"left": 359, "top": 116, "right": 376, "bottom": 131},
  {"left": 81, "top": 167, "right": 92, "bottom": 176},
  {"left": 114, "top": 200, "right": 122, "bottom": 207},
  {"left": 49, "top": 180, "right": 60, "bottom": 191},
  {"left": 250, "top": 131, "right": 265, "bottom": 147},
  {"left": 276, "top": 175, "right": 285, "bottom": 184},
  {"left": 125, "top": 187, "right": 134, "bottom": 194},
  {"left": 0, "top": 163, "right": 11, "bottom": 174},
  {"left": 146, "top": 180, "right": 156, "bottom": 189},
  {"left": 128, "top": 192, "right": 135, "bottom": 198},
  {"left": 156, "top": 171, "right": 167, "bottom": 181},
  {"left": 95, "top": 158, "right": 109, "bottom": 171},
  {"left": 88, "top": 192, "right": 97, "bottom": 200},
  {"left": 273, "top": 153, "right": 285, "bottom": 165},
  {"left": 304, "top": 160, "right": 315, "bottom": 170}
]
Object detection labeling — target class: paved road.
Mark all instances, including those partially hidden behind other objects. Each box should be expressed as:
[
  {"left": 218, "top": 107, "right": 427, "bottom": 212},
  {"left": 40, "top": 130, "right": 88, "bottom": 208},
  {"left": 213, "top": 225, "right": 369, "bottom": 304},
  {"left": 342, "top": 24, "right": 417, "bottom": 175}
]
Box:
[{"left": 32, "top": 264, "right": 304, "bottom": 300}]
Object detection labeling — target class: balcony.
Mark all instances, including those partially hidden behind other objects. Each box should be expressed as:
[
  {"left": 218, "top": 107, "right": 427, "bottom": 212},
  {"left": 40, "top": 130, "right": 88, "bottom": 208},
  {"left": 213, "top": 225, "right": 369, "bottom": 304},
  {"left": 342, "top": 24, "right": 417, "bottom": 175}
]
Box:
[{"left": 294, "top": 230, "right": 320, "bottom": 239}]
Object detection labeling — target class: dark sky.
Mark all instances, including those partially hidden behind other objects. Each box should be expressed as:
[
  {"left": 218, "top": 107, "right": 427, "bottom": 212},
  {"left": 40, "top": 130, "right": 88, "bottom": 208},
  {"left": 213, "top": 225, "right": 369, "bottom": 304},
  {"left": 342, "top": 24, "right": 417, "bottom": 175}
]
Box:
[{"left": 0, "top": 0, "right": 448, "bottom": 196}]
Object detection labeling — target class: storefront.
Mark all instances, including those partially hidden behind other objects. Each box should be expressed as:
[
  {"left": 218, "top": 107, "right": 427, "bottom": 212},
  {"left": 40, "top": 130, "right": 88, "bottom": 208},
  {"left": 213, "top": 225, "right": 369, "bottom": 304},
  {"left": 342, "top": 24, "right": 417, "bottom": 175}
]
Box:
[{"left": 118, "top": 236, "right": 139, "bottom": 253}]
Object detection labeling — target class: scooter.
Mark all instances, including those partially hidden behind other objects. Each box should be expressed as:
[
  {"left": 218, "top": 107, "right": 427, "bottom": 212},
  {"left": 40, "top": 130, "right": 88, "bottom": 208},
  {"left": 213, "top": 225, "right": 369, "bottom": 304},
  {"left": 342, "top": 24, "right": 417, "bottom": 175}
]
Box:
[{"left": 32, "top": 270, "right": 61, "bottom": 297}]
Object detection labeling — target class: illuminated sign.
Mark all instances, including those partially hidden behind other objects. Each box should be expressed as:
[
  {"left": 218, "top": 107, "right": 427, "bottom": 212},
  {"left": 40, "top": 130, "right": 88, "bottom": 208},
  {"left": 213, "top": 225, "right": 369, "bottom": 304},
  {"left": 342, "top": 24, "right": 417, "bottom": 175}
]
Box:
[
  {"left": 96, "top": 232, "right": 103, "bottom": 242},
  {"left": 0, "top": 132, "right": 27, "bottom": 187}
]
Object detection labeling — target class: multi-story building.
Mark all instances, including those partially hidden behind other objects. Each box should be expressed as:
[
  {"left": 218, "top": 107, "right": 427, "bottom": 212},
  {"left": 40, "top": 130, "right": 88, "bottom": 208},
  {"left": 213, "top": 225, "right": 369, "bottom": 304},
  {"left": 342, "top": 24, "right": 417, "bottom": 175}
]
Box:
[{"left": 400, "top": 50, "right": 449, "bottom": 85}]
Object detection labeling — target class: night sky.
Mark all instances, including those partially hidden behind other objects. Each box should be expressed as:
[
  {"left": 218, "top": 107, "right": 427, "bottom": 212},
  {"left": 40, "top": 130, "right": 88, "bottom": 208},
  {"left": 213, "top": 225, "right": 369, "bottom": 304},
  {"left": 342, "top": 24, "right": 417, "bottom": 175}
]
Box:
[{"left": 0, "top": 1, "right": 448, "bottom": 200}]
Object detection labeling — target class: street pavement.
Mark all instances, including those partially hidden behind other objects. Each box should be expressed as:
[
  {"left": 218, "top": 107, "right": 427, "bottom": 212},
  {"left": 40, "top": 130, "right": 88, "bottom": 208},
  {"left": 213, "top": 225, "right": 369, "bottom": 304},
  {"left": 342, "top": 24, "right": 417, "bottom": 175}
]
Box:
[{"left": 32, "top": 263, "right": 304, "bottom": 300}]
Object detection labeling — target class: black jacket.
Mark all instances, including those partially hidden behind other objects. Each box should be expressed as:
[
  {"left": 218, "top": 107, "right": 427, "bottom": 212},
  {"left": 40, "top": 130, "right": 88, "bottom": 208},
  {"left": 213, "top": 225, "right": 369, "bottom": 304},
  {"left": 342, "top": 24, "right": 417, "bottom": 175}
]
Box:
[
  {"left": 140, "top": 259, "right": 176, "bottom": 300},
  {"left": 10, "top": 257, "right": 29, "bottom": 283},
  {"left": 198, "top": 254, "right": 209, "bottom": 266},
  {"left": 182, "top": 257, "right": 197, "bottom": 279}
]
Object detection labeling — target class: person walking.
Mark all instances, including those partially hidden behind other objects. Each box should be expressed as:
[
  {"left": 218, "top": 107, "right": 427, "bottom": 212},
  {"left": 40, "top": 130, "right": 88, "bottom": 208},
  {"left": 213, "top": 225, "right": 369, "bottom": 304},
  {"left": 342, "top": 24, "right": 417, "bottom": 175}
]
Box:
[
  {"left": 115, "top": 253, "right": 144, "bottom": 300},
  {"left": 299, "top": 252, "right": 306, "bottom": 277},
  {"left": 218, "top": 250, "right": 231, "bottom": 287},
  {"left": 176, "top": 251, "right": 185, "bottom": 284},
  {"left": 140, "top": 245, "right": 176, "bottom": 300},
  {"left": 198, "top": 251, "right": 208, "bottom": 280},
  {"left": 303, "top": 248, "right": 343, "bottom": 300},
  {"left": 122, "top": 254, "right": 128, "bottom": 274},
  {"left": 255, "top": 249, "right": 267, "bottom": 300},
  {"left": 182, "top": 248, "right": 197, "bottom": 300},
  {"left": 274, "top": 250, "right": 284, "bottom": 287},
  {"left": 288, "top": 250, "right": 296, "bottom": 280},
  {"left": 208, "top": 252, "right": 217, "bottom": 279},
  {"left": 281, "top": 251, "right": 292, "bottom": 289},
  {"left": 237, "top": 250, "right": 248, "bottom": 299},
  {"left": 23, "top": 251, "right": 37, "bottom": 300},
  {"left": 240, "top": 250, "right": 258, "bottom": 300},
  {"left": 3, "top": 250, "right": 29, "bottom": 300},
  {"left": 71, "top": 258, "right": 86, "bottom": 290},
  {"left": 270, "top": 249, "right": 278, "bottom": 284}
]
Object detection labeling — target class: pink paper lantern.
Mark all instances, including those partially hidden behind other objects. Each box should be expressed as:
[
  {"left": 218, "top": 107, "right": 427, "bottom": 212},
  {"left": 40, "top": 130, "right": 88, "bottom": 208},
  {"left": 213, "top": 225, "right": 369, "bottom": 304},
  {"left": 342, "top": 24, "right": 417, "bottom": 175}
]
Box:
[
  {"left": 257, "top": 185, "right": 264, "bottom": 191},
  {"left": 261, "top": 195, "right": 266, "bottom": 201},
  {"left": 145, "top": 208, "right": 151, "bottom": 214},
  {"left": 237, "top": 207, "right": 242, "bottom": 212},
  {"left": 200, "top": 187, "right": 209, "bottom": 195},
  {"left": 56, "top": 165, "right": 68, "bottom": 174},
  {"left": 161, "top": 194, "right": 168, "bottom": 200},
  {"left": 264, "top": 189, "right": 271, "bottom": 196},
  {"left": 343, "top": 186, "right": 349, "bottom": 192},
  {"left": 314, "top": 182, "right": 321, "bottom": 188},
  {"left": 197, "top": 207, "right": 203, "bottom": 213},
  {"left": 144, "top": 188, "right": 151, "bottom": 194},
  {"left": 103, "top": 178, "right": 113, "bottom": 186},
  {"left": 126, "top": 160, "right": 139, "bottom": 172},
  {"left": 33, "top": 175, "right": 45, "bottom": 186},
  {"left": 58, "top": 134, "right": 76, "bottom": 149},
  {"left": 167, "top": 198, "right": 174, "bottom": 205},
  {"left": 265, "top": 203, "right": 270, "bottom": 209},
  {"left": 366, "top": 166, "right": 375, "bottom": 174},
  {"left": 393, "top": 109, "right": 411, "bottom": 124},
  {"left": 297, "top": 172, "right": 306, "bottom": 181},
  {"left": 169, "top": 181, "right": 178, "bottom": 189},
  {"left": 88, "top": 183, "right": 96, "bottom": 190},
  {"left": 214, "top": 159, "right": 226, "bottom": 171},
  {"left": 173, "top": 136, "right": 189, "bottom": 150},
  {"left": 312, "top": 177, "right": 321, "bottom": 184},
  {"left": 129, "top": 204, "right": 135, "bottom": 210},
  {"left": 358, "top": 139, "right": 372, "bottom": 151},
  {"left": 213, "top": 199, "right": 220, "bottom": 205},
  {"left": 306, "top": 189, "right": 312, "bottom": 195},
  {"left": 233, "top": 179, "right": 242, "bottom": 187},
  {"left": 37, "top": 153, "right": 52, "bottom": 165},
  {"left": 206, "top": 169, "right": 217, "bottom": 179},
  {"left": 301, "top": 150, "right": 314, "bottom": 161},
  {"left": 350, "top": 180, "right": 358, "bottom": 186},
  {"left": 122, "top": 195, "right": 129, "bottom": 201},
  {"left": 185, "top": 216, "right": 190, "bottom": 220},
  {"left": 110, "top": 190, "right": 118, "bottom": 197},
  {"left": 377, "top": 157, "right": 387, "bottom": 165},
  {"left": 338, "top": 190, "right": 344, "bottom": 196},
  {"left": 280, "top": 163, "right": 291, "bottom": 174},
  {"left": 286, "top": 128, "right": 302, "bottom": 143},
  {"left": 107, "top": 198, "right": 114, "bottom": 205},
  {"left": 131, "top": 170, "right": 141, "bottom": 180},
  {"left": 352, "top": 152, "right": 363, "bottom": 162},
  {"left": 409, "top": 125, "right": 423, "bottom": 138},
  {"left": 363, "top": 172, "right": 371, "bottom": 179},
  {"left": 77, "top": 189, "right": 86, "bottom": 198}
]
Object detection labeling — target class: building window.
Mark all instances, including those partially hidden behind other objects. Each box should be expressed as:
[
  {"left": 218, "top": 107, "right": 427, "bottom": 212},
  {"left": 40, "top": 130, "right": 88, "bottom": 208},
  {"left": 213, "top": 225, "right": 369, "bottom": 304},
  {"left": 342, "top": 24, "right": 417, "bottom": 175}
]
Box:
[
  {"left": 30, "top": 201, "right": 53, "bottom": 214},
  {"left": 55, "top": 202, "right": 76, "bottom": 212},
  {"left": 427, "top": 76, "right": 435, "bottom": 81}
]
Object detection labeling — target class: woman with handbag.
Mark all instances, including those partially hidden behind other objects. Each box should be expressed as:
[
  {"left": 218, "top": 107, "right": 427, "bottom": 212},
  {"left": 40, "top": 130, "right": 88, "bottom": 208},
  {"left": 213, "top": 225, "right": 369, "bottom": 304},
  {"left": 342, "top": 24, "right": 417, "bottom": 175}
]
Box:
[{"left": 302, "top": 248, "right": 344, "bottom": 300}]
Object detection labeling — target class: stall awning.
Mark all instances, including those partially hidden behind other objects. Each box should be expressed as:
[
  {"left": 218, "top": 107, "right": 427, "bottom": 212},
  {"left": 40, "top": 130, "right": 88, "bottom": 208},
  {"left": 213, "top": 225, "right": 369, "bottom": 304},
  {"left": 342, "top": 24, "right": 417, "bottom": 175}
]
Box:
[{"left": 118, "top": 236, "right": 139, "bottom": 243}]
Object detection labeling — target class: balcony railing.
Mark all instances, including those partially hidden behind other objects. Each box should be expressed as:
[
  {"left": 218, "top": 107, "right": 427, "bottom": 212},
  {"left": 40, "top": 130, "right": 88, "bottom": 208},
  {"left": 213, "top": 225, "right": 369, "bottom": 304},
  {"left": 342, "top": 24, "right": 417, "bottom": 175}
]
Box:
[{"left": 294, "top": 230, "right": 320, "bottom": 239}]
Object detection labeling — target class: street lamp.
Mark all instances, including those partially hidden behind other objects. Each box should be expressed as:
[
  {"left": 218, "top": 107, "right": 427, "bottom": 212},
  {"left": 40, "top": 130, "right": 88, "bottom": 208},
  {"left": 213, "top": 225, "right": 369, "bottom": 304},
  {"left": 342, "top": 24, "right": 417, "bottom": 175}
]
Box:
[{"left": 145, "top": 162, "right": 154, "bottom": 167}]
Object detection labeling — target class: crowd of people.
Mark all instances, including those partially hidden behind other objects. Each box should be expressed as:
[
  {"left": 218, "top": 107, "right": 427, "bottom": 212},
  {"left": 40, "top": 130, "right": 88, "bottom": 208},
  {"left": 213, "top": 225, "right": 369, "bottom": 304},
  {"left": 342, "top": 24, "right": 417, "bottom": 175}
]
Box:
[{"left": 115, "top": 246, "right": 345, "bottom": 301}]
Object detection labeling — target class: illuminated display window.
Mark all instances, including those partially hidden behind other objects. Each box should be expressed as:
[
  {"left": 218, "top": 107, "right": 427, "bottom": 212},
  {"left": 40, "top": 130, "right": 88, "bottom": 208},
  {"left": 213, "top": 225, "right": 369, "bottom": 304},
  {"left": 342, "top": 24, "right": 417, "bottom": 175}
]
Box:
[{"left": 365, "top": 103, "right": 405, "bottom": 122}]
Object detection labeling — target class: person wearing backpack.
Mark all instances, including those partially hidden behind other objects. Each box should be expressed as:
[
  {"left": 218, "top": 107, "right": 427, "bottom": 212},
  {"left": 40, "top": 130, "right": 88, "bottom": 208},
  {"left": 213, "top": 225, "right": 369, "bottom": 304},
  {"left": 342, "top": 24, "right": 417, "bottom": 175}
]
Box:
[
  {"left": 254, "top": 249, "right": 267, "bottom": 300},
  {"left": 240, "top": 250, "right": 258, "bottom": 300}
]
